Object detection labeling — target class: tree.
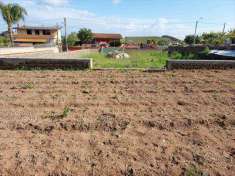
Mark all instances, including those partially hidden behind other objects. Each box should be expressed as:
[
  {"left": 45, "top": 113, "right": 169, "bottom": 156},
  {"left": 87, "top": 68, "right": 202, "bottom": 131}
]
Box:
[
  {"left": 77, "top": 28, "right": 93, "bottom": 44},
  {"left": 0, "top": 2, "right": 27, "bottom": 46},
  {"left": 227, "top": 29, "right": 235, "bottom": 44},
  {"left": 201, "top": 32, "right": 225, "bottom": 45},
  {"left": 184, "top": 35, "right": 201, "bottom": 45},
  {"left": 66, "top": 32, "right": 79, "bottom": 46}
]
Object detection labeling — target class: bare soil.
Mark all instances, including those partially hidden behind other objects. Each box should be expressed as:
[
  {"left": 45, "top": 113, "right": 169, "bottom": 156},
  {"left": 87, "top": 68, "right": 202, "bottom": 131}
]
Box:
[{"left": 0, "top": 70, "right": 234, "bottom": 176}]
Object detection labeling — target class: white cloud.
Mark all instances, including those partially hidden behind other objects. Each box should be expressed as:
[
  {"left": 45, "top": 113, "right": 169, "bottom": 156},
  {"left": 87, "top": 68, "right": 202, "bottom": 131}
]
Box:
[
  {"left": 1, "top": 0, "right": 228, "bottom": 39},
  {"left": 0, "top": 0, "right": 193, "bottom": 39},
  {"left": 112, "top": 0, "right": 121, "bottom": 5},
  {"left": 38, "top": 0, "right": 69, "bottom": 6}
]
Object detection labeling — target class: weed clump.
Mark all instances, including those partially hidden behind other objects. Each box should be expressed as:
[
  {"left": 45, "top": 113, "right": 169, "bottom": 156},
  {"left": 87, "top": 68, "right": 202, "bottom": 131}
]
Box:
[
  {"left": 44, "top": 106, "right": 71, "bottom": 120},
  {"left": 62, "top": 106, "right": 71, "bottom": 118},
  {"left": 20, "top": 82, "right": 34, "bottom": 89},
  {"left": 183, "top": 165, "right": 207, "bottom": 176}
]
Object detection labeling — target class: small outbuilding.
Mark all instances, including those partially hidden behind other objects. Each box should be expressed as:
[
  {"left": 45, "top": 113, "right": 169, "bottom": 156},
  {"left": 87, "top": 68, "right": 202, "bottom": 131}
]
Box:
[{"left": 92, "top": 33, "right": 122, "bottom": 44}]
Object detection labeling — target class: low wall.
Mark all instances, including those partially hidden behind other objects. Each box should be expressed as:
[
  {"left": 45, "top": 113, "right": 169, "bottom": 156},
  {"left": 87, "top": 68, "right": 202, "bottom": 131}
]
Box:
[
  {"left": 167, "top": 59, "right": 235, "bottom": 70},
  {"left": 168, "top": 45, "right": 207, "bottom": 55},
  {"left": 168, "top": 45, "right": 235, "bottom": 55},
  {"left": 0, "top": 46, "right": 59, "bottom": 55},
  {"left": 0, "top": 58, "right": 92, "bottom": 70}
]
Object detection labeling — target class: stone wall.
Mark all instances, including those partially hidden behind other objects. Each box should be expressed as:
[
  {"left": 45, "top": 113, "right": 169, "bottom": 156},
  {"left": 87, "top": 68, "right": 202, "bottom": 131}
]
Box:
[
  {"left": 167, "top": 59, "right": 235, "bottom": 70},
  {"left": 168, "top": 45, "right": 235, "bottom": 55},
  {"left": 0, "top": 58, "right": 92, "bottom": 70}
]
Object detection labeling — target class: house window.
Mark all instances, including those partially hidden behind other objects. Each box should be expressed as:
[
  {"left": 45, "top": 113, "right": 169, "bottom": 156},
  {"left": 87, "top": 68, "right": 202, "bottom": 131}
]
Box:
[
  {"left": 43, "top": 30, "right": 51, "bottom": 35},
  {"left": 27, "top": 29, "right": 32, "bottom": 35},
  {"left": 35, "top": 30, "right": 40, "bottom": 35}
]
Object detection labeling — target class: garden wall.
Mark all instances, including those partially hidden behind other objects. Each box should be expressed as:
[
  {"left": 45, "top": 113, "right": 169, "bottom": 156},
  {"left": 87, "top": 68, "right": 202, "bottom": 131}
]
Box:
[
  {"left": 0, "top": 58, "right": 92, "bottom": 70},
  {"left": 0, "top": 46, "right": 59, "bottom": 55},
  {"left": 167, "top": 59, "right": 235, "bottom": 70},
  {"left": 168, "top": 45, "right": 235, "bottom": 55}
]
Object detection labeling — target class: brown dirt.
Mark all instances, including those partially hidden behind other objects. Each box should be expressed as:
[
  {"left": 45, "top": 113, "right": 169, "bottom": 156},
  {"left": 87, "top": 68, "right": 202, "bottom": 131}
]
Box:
[{"left": 0, "top": 70, "right": 234, "bottom": 176}]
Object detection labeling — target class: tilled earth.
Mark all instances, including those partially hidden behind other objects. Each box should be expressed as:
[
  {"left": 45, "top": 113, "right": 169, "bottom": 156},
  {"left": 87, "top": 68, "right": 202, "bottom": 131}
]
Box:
[{"left": 0, "top": 70, "right": 234, "bottom": 176}]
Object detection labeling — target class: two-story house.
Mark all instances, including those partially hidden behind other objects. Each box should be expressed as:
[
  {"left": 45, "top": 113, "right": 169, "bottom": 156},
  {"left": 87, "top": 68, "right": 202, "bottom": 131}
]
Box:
[{"left": 13, "top": 25, "right": 62, "bottom": 46}]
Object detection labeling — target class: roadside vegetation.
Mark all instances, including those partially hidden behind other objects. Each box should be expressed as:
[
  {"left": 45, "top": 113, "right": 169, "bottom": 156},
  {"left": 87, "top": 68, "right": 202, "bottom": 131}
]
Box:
[
  {"left": 64, "top": 28, "right": 93, "bottom": 46},
  {"left": 124, "top": 36, "right": 182, "bottom": 46},
  {"left": 81, "top": 50, "right": 168, "bottom": 68},
  {"left": 65, "top": 32, "right": 79, "bottom": 46},
  {"left": 125, "top": 36, "right": 161, "bottom": 44},
  {"left": 171, "top": 47, "right": 210, "bottom": 60},
  {"left": 184, "top": 31, "right": 235, "bottom": 45}
]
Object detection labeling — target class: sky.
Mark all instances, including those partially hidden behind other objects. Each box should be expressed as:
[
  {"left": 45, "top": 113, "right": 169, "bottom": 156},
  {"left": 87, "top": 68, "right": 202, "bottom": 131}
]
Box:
[{"left": 0, "top": 0, "right": 235, "bottom": 39}]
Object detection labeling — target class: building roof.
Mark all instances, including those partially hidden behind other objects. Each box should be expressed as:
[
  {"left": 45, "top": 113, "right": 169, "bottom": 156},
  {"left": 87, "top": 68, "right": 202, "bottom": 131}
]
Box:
[
  {"left": 14, "top": 25, "right": 62, "bottom": 30},
  {"left": 93, "top": 33, "right": 122, "bottom": 39},
  {"left": 0, "top": 31, "right": 8, "bottom": 36}
]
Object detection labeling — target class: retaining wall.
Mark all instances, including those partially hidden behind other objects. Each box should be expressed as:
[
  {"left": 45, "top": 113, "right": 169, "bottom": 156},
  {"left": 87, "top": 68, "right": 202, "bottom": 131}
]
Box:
[
  {"left": 0, "top": 58, "right": 92, "bottom": 70},
  {"left": 167, "top": 59, "right": 235, "bottom": 70}
]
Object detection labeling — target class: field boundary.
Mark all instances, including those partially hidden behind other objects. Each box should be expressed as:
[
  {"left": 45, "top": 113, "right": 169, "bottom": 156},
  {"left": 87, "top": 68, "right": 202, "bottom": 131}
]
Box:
[
  {"left": 167, "top": 59, "right": 235, "bottom": 70},
  {"left": 1, "top": 57, "right": 235, "bottom": 71},
  {"left": 0, "top": 58, "right": 93, "bottom": 70},
  {"left": 92, "top": 68, "right": 166, "bottom": 72}
]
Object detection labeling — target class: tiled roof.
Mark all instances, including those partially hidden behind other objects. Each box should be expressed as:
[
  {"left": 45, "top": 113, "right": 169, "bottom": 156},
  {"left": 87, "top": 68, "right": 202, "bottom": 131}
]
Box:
[{"left": 93, "top": 33, "right": 122, "bottom": 39}]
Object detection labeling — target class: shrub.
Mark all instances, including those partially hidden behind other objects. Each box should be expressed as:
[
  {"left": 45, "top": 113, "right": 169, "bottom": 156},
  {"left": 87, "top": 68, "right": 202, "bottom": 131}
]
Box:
[
  {"left": 201, "top": 32, "right": 225, "bottom": 45},
  {"left": 187, "top": 53, "right": 196, "bottom": 59},
  {"left": 184, "top": 35, "right": 201, "bottom": 45},
  {"left": 157, "top": 38, "right": 170, "bottom": 46},
  {"left": 171, "top": 51, "right": 182, "bottom": 60},
  {"left": 200, "top": 47, "right": 210, "bottom": 55},
  {"left": 0, "top": 36, "right": 9, "bottom": 46},
  {"left": 227, "top": 29, "right": 235, "bottom": 44},
  {"left": 66, "top": 32, "right": 79, "bottom": 46}
]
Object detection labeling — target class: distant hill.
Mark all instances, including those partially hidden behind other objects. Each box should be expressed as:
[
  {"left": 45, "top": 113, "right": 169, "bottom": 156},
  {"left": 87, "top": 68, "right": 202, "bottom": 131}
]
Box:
[
  {"left": 125, "top": 35, "right": 181, "bottom": 44},
  {"left": 161, "top": 35, "right": 182, "bottom": 42},
  {"left": 125, "top": 36, "right": 161, "bottom": 43}
]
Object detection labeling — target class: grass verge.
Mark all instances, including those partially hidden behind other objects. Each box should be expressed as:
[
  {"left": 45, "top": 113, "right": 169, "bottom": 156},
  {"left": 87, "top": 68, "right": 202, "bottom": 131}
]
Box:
[{"left": 80, "top": 50, "right": 168, "bottom": 69}]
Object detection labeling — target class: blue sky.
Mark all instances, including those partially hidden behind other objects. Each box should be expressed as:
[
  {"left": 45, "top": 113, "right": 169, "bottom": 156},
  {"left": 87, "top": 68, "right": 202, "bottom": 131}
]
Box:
[{"left": 0, "top": 0, "right": 235, "bottom": 38}]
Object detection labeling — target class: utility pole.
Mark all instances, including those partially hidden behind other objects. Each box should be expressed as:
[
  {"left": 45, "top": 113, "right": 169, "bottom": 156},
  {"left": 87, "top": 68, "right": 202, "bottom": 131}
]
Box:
[
  {"left": 222, "top": 23, "right": 226, "bottom": 34},
  {"left": 64, "top": 17, "right": 68, "bottom": 52},
  {"left": 194, "top": 20, "right": 199, "bottom": 45}
]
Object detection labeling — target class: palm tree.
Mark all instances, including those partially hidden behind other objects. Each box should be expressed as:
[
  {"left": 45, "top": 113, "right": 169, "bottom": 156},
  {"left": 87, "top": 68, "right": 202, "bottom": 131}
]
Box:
[{"left": 0, "top": 2, "right": 27, "bottom": 46}]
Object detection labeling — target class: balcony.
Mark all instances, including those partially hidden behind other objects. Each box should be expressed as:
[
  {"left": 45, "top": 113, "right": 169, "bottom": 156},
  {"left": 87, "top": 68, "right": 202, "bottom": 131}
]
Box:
[{"left": 13, "top": 34, "right": 55, "bottom": 43}]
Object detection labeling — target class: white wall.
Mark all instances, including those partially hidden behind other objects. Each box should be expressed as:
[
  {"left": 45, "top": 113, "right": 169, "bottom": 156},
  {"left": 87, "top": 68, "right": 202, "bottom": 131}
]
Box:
[{"left": 0, "top": 46, "right": 59, "bottom": 55}]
